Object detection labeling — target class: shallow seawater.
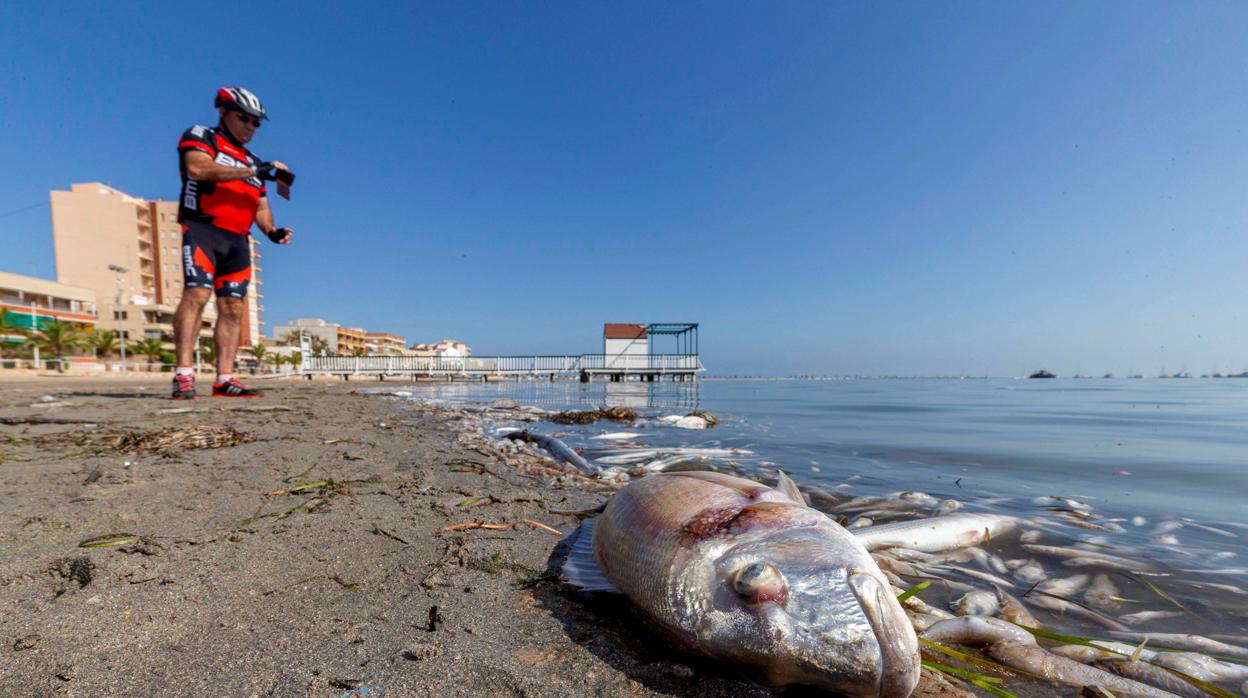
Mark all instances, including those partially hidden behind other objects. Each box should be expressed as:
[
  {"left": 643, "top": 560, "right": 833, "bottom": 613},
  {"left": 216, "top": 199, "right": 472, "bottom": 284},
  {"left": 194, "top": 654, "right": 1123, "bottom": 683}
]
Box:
[{"left": 388, "top": 377, "right": 1248, "bottom": 693}]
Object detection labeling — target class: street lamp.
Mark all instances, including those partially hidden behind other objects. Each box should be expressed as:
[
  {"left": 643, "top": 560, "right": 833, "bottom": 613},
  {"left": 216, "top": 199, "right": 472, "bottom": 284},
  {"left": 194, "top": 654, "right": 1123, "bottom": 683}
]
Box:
[{"left": 108, "top": 264, "right": 128, "bottom": 372}]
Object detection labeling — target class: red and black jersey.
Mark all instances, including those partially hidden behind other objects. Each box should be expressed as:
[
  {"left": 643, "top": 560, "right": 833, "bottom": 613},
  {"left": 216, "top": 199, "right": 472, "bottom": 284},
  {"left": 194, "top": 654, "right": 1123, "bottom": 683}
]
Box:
[{"left": 177, "top": 125, "right": 266, "bottom": 235}]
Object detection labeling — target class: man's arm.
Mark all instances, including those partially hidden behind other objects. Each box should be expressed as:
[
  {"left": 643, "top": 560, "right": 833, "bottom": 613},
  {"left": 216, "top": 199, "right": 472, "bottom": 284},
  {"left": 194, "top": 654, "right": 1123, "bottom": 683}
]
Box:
[
  {"left": 183, "top": 150, "right": 256, "bottom": 182},
  {"left": 255, "top": 198, "right": 293, "bottom": 244}
]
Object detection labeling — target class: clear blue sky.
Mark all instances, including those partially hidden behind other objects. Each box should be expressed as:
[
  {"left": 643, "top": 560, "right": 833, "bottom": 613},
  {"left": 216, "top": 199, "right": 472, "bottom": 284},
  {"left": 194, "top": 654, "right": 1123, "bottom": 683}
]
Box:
[{"left": 2, "top": 2, "right": 1246, "bottom": 376}]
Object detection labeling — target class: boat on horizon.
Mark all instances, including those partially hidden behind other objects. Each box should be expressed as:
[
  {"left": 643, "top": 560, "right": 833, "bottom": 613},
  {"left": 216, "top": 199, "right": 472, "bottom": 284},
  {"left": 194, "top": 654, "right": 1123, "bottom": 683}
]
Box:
[{"left": 1028, "top": 369, "right": 1056, "bottom": 379}]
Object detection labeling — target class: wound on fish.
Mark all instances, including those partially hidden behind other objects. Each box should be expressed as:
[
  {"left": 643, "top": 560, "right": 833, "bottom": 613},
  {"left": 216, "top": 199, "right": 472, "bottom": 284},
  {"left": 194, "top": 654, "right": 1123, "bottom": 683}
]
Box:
[{"left": 682, "top": 502, "right": 824, "bottom": 543}]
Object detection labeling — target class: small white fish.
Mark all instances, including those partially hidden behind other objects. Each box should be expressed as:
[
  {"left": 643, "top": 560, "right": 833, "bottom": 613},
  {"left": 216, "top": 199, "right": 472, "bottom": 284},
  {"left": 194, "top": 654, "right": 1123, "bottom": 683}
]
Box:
[
  {"left": 968, "top": 547, "right": 1010, "bottom": 575},
  {"left": 1119, "top": 610, "right": 1183, "bottom": 625},
  {"left": 1083, "top": 573, "right": 1119, "bottom": 612},
  {"left": 1023, "top": 544, "right": 1157, "bottom": 573},
  {"left": 595, "top": 447, "right": 752, "bottom": 465},
  {"left": 589, "top": 432, "right": 644, "bottom": 440},
  {"left": 1179, "top": 519, "right": 1239, "bottom": 538},
  {"left": 951, "top": 590, "right": 1000, "bottom": 617},
  {"left": 1012, "top": 560, "right": 1047, "bottom": 585},
  {"left": 852, "top": 513, "right": 1016, "bottom": 553}
]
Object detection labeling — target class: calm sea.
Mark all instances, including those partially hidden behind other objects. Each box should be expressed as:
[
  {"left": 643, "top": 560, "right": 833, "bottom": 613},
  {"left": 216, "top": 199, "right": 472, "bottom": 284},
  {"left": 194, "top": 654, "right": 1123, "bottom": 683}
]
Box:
[
  {"left": 393, "top": 377, "right": 1248, "bottom": 523},
  {"left": 388, "top": 377, "right": 1248, "bottom": 641}
]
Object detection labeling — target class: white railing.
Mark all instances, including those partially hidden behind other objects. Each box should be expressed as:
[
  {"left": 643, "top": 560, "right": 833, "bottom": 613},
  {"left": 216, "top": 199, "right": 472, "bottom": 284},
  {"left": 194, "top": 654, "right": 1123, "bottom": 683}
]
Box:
[{"left": 301, "top": 353, "right": 702, "bottom": 375}]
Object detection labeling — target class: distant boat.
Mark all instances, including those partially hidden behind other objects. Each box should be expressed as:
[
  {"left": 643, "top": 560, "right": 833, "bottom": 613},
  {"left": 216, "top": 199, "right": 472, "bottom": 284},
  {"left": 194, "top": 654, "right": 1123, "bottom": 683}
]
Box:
[{"left": 1029, "top": 370, "right": 1056, "bottom": 379}]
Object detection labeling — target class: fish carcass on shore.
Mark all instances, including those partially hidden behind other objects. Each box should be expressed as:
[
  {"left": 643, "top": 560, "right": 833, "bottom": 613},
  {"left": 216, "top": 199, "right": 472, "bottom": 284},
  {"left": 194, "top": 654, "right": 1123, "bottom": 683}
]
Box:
[{"left": 562, "top": 470, "right": 920, "bottom": 697}]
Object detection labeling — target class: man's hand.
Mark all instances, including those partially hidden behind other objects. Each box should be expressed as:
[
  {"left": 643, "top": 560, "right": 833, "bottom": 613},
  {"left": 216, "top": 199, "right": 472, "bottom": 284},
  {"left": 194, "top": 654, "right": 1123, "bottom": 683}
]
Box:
[{"left": 265, "top": 227, "right": 293, "bottom": 244}]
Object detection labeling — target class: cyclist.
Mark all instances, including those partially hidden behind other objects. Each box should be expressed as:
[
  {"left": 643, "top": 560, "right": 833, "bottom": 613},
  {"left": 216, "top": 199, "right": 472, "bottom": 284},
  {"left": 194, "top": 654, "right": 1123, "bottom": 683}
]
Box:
[{"left": 171, "top": 86, "right": 293, "bottom": 399}]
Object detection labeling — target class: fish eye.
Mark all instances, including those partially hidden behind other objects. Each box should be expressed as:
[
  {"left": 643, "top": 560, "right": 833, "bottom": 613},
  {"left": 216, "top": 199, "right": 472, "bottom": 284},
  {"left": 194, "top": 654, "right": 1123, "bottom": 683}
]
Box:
[{"left": 733, "top": 562, "right": 788, "bottom": 604}]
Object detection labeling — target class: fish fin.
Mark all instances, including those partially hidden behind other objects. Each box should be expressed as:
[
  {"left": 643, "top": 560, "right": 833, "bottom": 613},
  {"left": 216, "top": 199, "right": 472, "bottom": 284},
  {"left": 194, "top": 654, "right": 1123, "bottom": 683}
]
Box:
[
  {"left": 561, "top": 518, "right": 620, "bottom": 593},
  {"left": 548, "top": 501, "right": 608, "bottom": 516},
  {"left": 775, "top": 470, "right": 806, "bottom": 505}
]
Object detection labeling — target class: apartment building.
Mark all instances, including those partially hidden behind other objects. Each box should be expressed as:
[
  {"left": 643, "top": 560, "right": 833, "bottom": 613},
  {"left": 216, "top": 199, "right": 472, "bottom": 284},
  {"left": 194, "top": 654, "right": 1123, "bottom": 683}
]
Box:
[
  {"left": 409, "top": 339, "right": 472, "bottom": 357},
  {"left": 364, "top": 332, "right": 408, "bottom": 355},
  {"left": 271, "top": 317, "right": 339, "bottom": 353},
  {"left": 271, "top": 318, "right": 414, "bottom": 356},
  {"left": 49, "top": 183, "right": 262, "bottom": 346},
  {"left": 336, "top": 326, "right": 369, "bottom": 355},
  {"left": 0, "top": 271, "right": 97, "bottom": 342}
]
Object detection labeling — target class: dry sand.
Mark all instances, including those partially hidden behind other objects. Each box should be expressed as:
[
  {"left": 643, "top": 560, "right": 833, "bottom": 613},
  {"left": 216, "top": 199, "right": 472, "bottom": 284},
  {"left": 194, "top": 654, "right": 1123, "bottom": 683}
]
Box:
[
  {"left": 0, "top": 376, "right": 970, "bottom": 697},
  {"left": 0, "top": 376, "right": 778, "bottom": 697}
]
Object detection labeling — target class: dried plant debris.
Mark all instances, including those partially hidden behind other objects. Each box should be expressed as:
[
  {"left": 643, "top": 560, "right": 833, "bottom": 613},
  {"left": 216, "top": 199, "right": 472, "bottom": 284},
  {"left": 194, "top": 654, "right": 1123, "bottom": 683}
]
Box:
[
  {"left": 686, "top": 411, "right": 719, "bottom": 427},
  {"left": 112, "top": 425, "right": 254, "bottom": 454},
  {"left": 547, "top": 407, "right": 637, "bottom": 425}
]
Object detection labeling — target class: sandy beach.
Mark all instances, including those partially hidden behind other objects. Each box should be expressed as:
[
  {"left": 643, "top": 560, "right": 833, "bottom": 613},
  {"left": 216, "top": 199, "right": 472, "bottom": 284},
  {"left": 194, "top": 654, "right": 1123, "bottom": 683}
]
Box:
[{"left": 0, "top": 375, "right": 797, "bottom": 698}]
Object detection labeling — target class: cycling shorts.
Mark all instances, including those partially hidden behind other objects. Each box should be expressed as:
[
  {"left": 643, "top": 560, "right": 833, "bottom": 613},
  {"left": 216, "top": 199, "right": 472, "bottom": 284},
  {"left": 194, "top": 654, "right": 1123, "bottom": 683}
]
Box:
[{"left": 182, "top": 221, "right": 251, "bottom": 299}]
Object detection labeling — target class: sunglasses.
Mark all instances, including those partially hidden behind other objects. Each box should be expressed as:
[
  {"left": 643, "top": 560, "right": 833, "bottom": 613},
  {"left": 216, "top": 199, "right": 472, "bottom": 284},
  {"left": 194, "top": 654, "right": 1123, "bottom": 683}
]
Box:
[{"left": 231, "top": 111, "right": 262, "bottom": 127}]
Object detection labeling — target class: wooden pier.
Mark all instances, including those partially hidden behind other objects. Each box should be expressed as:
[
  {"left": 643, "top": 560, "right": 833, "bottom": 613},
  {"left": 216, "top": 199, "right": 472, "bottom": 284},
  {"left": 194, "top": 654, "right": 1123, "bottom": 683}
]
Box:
[{"left": 299, "top": 353, "right": 703, "bottom": 381}]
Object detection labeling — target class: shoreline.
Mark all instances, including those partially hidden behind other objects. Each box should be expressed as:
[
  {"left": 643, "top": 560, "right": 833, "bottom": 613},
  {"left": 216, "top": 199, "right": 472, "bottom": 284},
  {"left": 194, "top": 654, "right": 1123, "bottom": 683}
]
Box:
[{"left": 0, "top": 376, "right": 789, "bottom": 697}]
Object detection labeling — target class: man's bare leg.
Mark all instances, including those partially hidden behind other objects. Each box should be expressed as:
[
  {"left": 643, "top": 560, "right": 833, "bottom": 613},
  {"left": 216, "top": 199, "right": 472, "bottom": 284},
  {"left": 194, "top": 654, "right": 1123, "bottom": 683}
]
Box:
[
  {"left": 214, "top": 297, "right": 245, "bottom": 377},
  {"left": 173, "top": 288, "right": 213, "bottom": 368}
]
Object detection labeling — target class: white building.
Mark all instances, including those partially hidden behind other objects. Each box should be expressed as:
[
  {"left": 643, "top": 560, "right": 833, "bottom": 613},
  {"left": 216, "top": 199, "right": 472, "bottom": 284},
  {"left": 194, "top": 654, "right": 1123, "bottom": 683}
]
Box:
[{"left": 603, "top": 323, "right": 649, "bottom": 369}]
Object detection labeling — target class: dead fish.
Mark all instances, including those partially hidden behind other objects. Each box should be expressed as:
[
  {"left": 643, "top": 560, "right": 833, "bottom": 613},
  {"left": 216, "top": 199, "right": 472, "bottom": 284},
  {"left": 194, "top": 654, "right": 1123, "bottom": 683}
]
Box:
[
  {"left": 589, "top": 432, "right": 645, "bottom": 440},
  {"left": 563, "top": 471, "right": 919, "bottom": 697},
  {"left": 1022, "top": 544, "right": 1157, "bottom": 573},
  {"left": 966, "top": 547, "right": 1009, "bottom": 576},
  {"left": 851, "top": 513, "right": 1016, "bottom": 553},
  {"left": 1091, "top": 640, "right": 1248, "bottom": 685},
  {"left": 951, "top": 590, "right": 1000, "bottom": 617},
  {"left": 1051, "top": 645, "right": 1209, "bottom": 698},
  {"left": 993, "top": 585, "right": 1040, "bottom": 627},
  {"left": 922, "top": 617, "right": 1174, "bottom": 697},
  {"left": 1103, "top": 632, "right": 1248, "bottom": 661},
  {"left": 1011, "top": 560, "right": 1047, "bottom": 585},
  {"left": 1119, "top": 610, "right": 1183, "bottom": 626},
  {"left": 848, "top": 516, "right": 874, "bottom": 530},
  {"left": 1179, "top": 519, "right": 1238, "bottom": 538},
  {"left": 1083, "top": 573, "right": 1120, "bottom": 612}
]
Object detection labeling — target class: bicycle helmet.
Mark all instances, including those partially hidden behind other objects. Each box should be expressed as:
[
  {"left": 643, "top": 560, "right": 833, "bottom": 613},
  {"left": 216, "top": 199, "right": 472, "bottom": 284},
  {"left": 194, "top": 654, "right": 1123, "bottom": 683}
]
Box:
[{"left": 214, "top": 86, "right": 267, "bottom": 120}]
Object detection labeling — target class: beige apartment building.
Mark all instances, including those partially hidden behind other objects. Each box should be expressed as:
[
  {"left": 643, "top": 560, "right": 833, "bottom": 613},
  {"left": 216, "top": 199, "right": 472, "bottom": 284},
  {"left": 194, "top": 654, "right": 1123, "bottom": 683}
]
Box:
[
  {"left": 49, "top": 183, "right": 262, "bottom": 348},
  {"left": 336, "top": 326, "right": 369, "bottom": 355},
  {"left": 0, "top": 270, "right": 97, "bottom": 339},
  {"left": 364, "top": 332, "right": 408, "bottom": 355}
]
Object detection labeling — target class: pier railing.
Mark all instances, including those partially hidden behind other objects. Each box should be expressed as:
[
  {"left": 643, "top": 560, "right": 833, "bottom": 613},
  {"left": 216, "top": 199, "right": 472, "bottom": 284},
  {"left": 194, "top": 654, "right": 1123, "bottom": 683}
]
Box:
[{"left": 301, "top": 353, "right": 703, "bottom": 376}]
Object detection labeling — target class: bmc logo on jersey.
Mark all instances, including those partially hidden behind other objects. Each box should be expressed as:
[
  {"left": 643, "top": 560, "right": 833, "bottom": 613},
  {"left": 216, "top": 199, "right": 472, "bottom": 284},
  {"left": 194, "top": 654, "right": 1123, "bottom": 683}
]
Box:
[
  {"left": 214, "top": 152, "right": 262, "bottom": 187},
  {"left": 183, "top": 180, "right": 199, "bottom": 210}
]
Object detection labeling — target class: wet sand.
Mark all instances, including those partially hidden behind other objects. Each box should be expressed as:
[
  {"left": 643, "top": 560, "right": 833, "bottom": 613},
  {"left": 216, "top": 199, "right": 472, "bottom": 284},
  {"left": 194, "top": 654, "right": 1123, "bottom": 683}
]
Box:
[{"left": 1, "top": 376, "right": 981, "bottom": 697}]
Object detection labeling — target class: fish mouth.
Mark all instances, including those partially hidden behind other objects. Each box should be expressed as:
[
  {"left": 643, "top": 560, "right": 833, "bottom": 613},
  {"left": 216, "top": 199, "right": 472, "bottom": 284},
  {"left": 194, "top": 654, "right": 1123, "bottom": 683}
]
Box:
[{"left": 849, "top": 571, "right": 920, "bottom": 698}]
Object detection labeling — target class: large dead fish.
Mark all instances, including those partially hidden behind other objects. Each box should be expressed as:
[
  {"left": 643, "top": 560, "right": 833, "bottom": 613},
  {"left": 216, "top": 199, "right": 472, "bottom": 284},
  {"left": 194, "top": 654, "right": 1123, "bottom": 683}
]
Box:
[{"left": 563, "top": 471, "right": 920, "bottom": 697}]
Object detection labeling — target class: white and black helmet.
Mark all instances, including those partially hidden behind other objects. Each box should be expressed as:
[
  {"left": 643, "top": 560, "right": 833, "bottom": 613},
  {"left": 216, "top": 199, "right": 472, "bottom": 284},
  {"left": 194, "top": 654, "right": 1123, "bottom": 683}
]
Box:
[{"left": 214, "top": 86, "right": 268, "bottom": 120}]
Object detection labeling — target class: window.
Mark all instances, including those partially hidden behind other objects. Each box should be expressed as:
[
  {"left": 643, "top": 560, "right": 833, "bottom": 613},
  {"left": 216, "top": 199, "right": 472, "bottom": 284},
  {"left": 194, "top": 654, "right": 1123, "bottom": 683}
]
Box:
[{"left": 113, "top": 311, "right": 128, "bottom": 320}]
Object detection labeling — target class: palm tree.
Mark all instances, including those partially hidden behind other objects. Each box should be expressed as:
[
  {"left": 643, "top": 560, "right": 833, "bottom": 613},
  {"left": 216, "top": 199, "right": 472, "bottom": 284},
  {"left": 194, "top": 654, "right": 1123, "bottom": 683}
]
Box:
[
  {"left": 349, "top": 347, "right": 368, "bottom": 357},
  {"left": 281, "top": 331, "right": 330, "bottom": 356},
  {"left": 33, "top": 320, "right": 85, "bottom": 372},
  {"left": 88, "top": 329, "right": 119, "bottom": 361},
  {"left": 127, "top": 337, "right": 167, "bottom": 371},
  {"left": 250, "top": 343, "right": 267, "bottom": 371},
  {"left": 0, "top": 310, "right": 29, "bottom": 362},
  {"left": 197, "top": 337, "right": 217, "bottom": 368},
  {"left": 290, "top": 350, "right": 302, "bottom": 370}
]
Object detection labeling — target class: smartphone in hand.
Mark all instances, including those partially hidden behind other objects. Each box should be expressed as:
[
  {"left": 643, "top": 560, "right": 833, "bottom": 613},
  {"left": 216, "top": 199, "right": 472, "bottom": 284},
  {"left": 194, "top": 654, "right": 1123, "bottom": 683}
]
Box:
[{"left": 275, "top": 169, "right": 295, "bottom": 200}]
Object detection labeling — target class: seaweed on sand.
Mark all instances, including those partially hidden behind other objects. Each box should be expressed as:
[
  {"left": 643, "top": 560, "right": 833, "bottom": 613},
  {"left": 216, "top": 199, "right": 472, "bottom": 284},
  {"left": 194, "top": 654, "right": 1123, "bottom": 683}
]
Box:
[{"left": 547, "top": 407, "right": 637, "bottom": 425}]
